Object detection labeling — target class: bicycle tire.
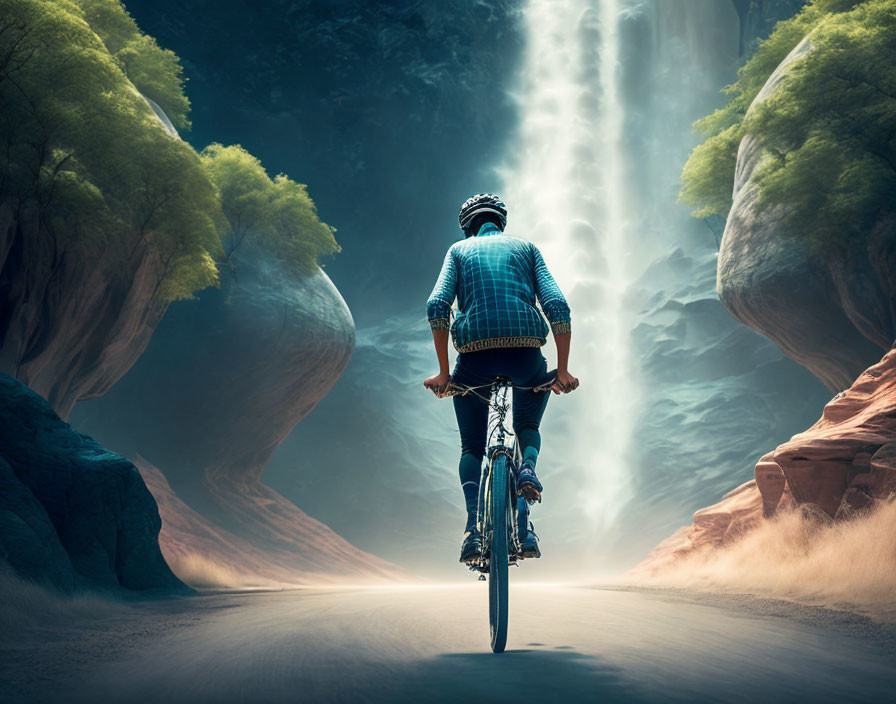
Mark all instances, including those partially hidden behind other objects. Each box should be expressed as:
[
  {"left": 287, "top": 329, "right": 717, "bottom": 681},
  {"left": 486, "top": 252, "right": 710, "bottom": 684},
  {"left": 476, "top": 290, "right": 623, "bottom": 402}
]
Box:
[{"left": 488, "top": 453, "right": 510, "bottom": 653}]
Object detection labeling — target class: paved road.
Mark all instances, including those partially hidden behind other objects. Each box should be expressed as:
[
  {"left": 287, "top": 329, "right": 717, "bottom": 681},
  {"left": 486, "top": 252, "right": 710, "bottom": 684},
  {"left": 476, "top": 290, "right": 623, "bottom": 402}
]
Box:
[{"left": 5, "top": 584, "right": 896, "bottom": 703}]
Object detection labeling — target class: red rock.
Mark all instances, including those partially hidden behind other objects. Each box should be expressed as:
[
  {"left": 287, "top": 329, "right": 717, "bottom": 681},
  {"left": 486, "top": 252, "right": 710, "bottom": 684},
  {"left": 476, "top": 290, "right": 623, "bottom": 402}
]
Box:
[
  {"left": 633, "top": 481, "right": 764, "bottom": 576},
  {"left": 754, "top": 453, "right": 785, "bottom": 517},
  {"left": 636, "top": 347, "right": 896, "bottom": 572},
  {"left": 774, "top": 348, "right": 896, "bottom": 516},
  {"left": 137, "top": 457, "right": 404, "bottom": 586}
]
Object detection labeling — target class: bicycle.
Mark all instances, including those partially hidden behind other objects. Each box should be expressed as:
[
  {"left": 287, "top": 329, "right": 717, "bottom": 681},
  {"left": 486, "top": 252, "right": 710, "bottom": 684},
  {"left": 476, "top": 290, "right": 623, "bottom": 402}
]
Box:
[{"left": 445, "top": 376, "right": 553, "bottom": 653}]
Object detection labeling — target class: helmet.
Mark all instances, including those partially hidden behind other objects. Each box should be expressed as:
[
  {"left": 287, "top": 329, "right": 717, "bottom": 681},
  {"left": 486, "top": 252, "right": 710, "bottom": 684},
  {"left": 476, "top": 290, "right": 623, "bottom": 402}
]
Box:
[{"left": 458, "top": 193, "right": 507, "bottom": 235}]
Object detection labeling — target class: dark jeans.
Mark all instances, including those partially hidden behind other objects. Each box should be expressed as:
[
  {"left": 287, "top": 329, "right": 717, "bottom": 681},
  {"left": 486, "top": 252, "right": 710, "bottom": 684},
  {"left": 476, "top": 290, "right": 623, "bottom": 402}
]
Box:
[{"left": 451, "top": 347, "right": 553, "bottom": 525}]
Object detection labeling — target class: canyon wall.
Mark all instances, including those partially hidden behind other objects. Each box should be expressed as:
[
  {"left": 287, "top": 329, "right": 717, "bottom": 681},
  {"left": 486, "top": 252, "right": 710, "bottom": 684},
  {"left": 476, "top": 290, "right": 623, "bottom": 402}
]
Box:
[
  {"left": 73, "top": 244, "right": 405, "bottom": 583},
  {"left": 0, "top": 0, "right": 401, "bottom": 588},
  {"left": 0, "top": 199, "right": 169, "bottom": 420},
  {"left": 718, "top": 38, "right": 895, "bottom": 392}
]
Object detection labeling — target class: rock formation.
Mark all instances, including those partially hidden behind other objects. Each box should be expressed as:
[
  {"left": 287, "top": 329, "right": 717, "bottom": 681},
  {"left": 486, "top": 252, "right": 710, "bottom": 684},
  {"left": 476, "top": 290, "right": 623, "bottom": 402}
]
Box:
[
  {"left": 74, "top": 244, "right": 405, "bottom": 582},
  {"left": 717, "top": 37, "right": 895, "bottom": 392},
  {"left": 763, "top": 348, "right": 896, "bottom": 518},
  {"left": 0, "top": 374, "right": 188, "bottom": 594},
  {"left": 0, "top": 85, "right": 198, "bottom": 420},
  {"left": 632, "top": 480, "right": 764, "bottom": 575},
  {"left": 636, "top": 346, "right": 896, "bottom": 572},
  {"left": 1, "top": 5, "right": 398, "bottom": 588},
  {"left": 0, "top": 203, "right": 168, "bottom": 420},
  {"left": 136, "top": 456, "right": 397, "bottom": 586}
]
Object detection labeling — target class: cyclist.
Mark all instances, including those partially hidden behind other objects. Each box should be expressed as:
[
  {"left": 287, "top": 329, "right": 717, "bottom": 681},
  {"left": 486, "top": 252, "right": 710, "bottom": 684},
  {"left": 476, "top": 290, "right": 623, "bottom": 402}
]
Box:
[{"left": 423, "top": 193, "right": 578, "bottom": 563}]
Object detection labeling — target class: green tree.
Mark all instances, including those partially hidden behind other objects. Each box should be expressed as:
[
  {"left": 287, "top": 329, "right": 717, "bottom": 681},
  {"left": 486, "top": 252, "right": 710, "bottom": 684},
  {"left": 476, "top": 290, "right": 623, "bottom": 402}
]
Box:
[
  {"left": 201, "top": 144, "right": 340, "bottom": 274},
  {"left": 0, "top": 0, "right": 220, "bottom": 300},
  {"left": 74, "top": 0, "right": 191, "bottom": 129},
  {"left": 680, "top": 0, "right": 896, "bottom": 250},
  {"left": 1, "top": 0, "right": 338, "bottom": 303}
]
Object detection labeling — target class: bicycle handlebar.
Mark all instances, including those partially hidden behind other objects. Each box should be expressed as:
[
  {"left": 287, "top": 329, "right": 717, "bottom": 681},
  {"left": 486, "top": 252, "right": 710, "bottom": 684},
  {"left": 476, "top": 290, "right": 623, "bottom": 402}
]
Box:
[{"left": 442, "top": 378, "right": 556, "bottom": 397}]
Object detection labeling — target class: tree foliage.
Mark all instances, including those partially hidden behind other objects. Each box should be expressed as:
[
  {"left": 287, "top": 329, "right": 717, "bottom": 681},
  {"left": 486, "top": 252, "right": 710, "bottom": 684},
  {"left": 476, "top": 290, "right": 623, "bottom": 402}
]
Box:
[
  {"left": 680, "top": 0, "right": 896, "bottom": 249},
  {"left": 0, "top": 0, "right": 221, "bottom": 300},
  {"left": 75, "top": 0, "right": 191, "bottom": 129},
  {"left": 201, "top": 144, "right": 340, "bottom": 274},
  {"left": 0, "top": 0, "right": 338, "bottom": 302}
]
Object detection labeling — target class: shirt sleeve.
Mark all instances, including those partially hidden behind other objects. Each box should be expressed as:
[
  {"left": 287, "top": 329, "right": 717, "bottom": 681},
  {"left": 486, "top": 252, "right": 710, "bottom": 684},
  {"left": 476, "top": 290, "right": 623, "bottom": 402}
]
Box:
[
  {"left": 533, "top": 246, "right": 571, "bottom": 335},
  {"left": 426, "top": 247, "right": 457, "bottom": 330}
]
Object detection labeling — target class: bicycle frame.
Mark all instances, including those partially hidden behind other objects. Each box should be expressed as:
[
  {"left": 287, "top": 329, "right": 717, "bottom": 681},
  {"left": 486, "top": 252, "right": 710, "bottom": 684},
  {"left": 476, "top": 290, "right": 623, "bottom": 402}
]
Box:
[{"left": 472, "top": 378, "right": 522, "bottom": 574}]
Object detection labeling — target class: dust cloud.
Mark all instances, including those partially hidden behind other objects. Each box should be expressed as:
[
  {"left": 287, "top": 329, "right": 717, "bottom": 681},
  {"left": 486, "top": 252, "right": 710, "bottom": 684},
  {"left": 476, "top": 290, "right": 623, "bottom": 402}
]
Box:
[{"left": 629, "top": 499, "right": 896, "bottom": 621}]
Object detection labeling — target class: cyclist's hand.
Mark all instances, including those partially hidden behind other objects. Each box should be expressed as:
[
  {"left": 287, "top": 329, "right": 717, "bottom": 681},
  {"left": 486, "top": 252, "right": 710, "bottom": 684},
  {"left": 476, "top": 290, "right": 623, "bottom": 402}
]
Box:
[
  {"left": 550, "top": 369, "right": 579, "bottom": 394},
  {"left": 423, "top": 371, "right": 451, "bottom": 398}
]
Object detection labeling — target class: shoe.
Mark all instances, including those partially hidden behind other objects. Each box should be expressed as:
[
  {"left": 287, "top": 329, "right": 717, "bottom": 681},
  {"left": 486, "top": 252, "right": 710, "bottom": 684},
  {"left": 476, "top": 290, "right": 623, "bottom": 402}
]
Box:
[
  {"left": 519, "top": 522, "right": 541, "bottom": 559},
  {"left": 516, "top": 460, "right": 543, "bottom": 502},
  {"left": 459, "top": 528, "right": 482, "bottom": 563}
]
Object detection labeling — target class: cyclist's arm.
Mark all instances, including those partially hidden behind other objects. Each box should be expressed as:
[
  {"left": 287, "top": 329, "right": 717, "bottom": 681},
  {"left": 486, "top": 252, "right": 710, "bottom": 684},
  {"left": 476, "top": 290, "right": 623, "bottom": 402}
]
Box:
[
  {"left": 424, "top": 248, "right": 457, "bottom": 393},
  {"left": 426, "top": 248, "right": 457, "bottom": 332},
  {"left": 431, "top": 329, "right": 450, "bottom": 377},
  {"left": 532, "top": 246, "right": 571, "bottom": 336},
  {"left": 554, "top": 329, "right": 571, "bottom": 373},
  {"left": 532, "top": 246, "right": 578, "bottom": 393}
]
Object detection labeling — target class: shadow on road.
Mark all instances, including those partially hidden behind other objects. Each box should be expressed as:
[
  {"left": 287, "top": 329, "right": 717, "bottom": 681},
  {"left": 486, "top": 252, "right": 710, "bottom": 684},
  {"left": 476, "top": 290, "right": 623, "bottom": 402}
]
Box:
[{"left": 378, "top": 647, "right": 641, "bottom": 703}]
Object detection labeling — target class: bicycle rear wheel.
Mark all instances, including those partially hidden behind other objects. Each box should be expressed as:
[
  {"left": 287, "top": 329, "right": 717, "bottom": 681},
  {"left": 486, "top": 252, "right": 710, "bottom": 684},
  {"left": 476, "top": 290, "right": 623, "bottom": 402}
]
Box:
[{"left": 488, "top": 453, "right": 510, "bottom": 653}]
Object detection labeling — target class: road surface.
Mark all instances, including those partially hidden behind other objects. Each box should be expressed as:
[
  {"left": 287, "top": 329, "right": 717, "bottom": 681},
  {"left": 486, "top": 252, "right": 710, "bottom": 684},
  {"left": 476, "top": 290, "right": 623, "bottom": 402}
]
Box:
[{"left": 4, "top": 584, "right": 896, "bottom": 703}]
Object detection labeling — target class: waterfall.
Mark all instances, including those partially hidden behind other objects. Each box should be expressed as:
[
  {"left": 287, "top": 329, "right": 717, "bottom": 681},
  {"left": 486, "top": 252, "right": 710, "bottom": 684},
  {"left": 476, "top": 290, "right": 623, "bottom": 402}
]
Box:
[{"left": 502, "top": 0, "right": 636, "bottom": 538}]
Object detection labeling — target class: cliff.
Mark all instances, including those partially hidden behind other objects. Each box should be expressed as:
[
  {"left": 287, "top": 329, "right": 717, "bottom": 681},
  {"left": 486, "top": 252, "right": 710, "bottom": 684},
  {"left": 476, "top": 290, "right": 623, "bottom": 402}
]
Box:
[
  {"left": 1, "top": 0, "right": 398, "bottom": 589},
  {"left": 717, "top": 16, "right": 896, "bottom": 392},
  {"left": 74, "top": 245, "right": 405, "bottom": 583},
  {"left": 0, "top": 0, "right": 227, "bottom": 418},
  {"left": 0, "top": 204, "right": 170, "bottom": 420}
]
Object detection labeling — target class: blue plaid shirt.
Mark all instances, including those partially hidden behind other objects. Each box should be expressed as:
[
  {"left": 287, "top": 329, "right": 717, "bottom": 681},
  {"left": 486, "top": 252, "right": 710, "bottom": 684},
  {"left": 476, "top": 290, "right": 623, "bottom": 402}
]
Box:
[{"left": 426, "top": 222, "right": 571, "bottom": 353}]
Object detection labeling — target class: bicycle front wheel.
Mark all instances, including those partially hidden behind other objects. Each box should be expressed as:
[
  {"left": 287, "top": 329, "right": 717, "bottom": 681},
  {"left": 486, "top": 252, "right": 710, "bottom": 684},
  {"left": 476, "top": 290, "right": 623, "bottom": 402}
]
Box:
[{"left": 488, "top": 453, "right": 510, "bottom": 653}]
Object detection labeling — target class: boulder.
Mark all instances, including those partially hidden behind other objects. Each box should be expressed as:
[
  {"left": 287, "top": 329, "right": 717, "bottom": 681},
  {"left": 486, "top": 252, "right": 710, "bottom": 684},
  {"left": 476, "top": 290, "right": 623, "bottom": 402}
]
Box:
[
  {"left": 0, "top": 455, "right": 74, "bottom": 592},
  {"left": 774, "top": 348, "right": 896, "bottom": 517},
  {"left": 717, "top": 37, "right": 894, "bottom": 392},
  {"left": 0, "top": 373, "right": 187, "bottom": 593}
]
